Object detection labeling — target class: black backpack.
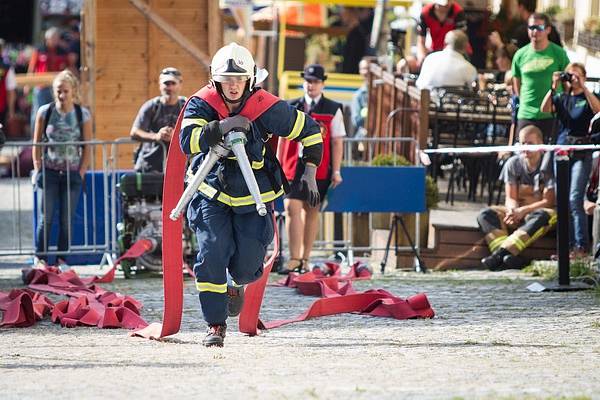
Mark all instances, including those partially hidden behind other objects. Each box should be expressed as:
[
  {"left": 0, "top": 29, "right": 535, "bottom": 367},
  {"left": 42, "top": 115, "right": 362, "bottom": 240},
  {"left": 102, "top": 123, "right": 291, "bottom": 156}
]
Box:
[{"left": 42, "top": 102, "right": 84, "bottom": 141}]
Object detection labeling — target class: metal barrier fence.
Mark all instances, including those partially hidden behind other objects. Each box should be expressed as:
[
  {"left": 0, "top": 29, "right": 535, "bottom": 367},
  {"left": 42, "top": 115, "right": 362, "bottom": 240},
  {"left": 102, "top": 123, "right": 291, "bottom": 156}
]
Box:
[
  {"left": 0, "top": 137, "right": 424, "bottom": 269},
  {"left": 0, "top": 138, "right": 156, "bottom": 266},
  {"left": 289, "top": 136, "right": 425, "bottom": 269}
]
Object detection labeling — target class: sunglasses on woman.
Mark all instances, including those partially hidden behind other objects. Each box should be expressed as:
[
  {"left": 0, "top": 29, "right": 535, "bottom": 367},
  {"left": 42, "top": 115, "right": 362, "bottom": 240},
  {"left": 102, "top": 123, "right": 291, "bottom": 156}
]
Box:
[{"left": 527, "top": 24, "right": 546, "bottom": 32}]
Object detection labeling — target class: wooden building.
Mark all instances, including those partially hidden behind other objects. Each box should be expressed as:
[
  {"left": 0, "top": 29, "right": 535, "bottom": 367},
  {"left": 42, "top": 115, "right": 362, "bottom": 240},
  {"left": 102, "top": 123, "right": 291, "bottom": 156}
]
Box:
[{"left": 80, "top": 0, "right": 222, "bottom": 167}]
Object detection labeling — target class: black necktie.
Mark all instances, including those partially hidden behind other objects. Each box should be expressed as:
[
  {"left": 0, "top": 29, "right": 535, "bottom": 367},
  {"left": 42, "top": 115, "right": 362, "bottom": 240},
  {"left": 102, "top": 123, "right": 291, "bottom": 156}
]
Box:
[{"left": 308, "top": 100, "right": 315, "bottom": 114}]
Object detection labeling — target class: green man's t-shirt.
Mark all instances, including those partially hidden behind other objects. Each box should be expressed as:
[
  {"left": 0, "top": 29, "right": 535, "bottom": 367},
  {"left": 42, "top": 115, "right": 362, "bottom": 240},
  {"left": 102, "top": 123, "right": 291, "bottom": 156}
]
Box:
[{"left": 512, "top": 42, "right": 570, "bottom": 120}]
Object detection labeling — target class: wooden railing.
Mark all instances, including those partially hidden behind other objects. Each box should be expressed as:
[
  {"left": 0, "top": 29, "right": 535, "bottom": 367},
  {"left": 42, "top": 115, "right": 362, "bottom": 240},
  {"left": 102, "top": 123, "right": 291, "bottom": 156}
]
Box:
[{"left": 365, "top": 63, "right": 430, "bottom": 164}]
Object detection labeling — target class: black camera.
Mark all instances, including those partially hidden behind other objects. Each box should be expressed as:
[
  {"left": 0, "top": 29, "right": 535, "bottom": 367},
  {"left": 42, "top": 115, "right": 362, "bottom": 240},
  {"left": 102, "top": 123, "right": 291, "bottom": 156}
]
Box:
[{"left": 559, "top": 72, "right": 573, "bottom": 82}]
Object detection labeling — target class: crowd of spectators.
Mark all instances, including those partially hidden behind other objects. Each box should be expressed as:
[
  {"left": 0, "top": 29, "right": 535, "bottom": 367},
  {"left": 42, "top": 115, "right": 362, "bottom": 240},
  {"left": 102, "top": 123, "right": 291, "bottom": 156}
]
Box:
[
  {"left": 369, "top": 1, "right": 600, "bottom": 268},
  {"left": 0, "top": 21, "right": 80, "bottom": 141},
  {"left": 9, "top": 2, "right": 600, "bottom": 271}
]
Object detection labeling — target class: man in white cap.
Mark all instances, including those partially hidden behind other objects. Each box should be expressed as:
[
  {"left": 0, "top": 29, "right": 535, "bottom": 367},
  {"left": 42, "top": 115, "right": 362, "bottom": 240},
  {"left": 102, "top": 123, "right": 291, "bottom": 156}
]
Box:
[{"left": 130, "top": 67, "right": 186, "bottom": 173}]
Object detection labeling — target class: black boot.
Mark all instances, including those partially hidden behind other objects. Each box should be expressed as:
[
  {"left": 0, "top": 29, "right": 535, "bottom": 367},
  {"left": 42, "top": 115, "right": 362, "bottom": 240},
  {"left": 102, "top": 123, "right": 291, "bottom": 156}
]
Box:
[
  {"left": 481, "top": 248, "right": 510, "bottom": 271},
  {"left": 203, "top": 324, "right": 227, "bottom": 347},
  {"left": 502, "top": 254, "right": 528, "bottom": 269},
  {"left": 227, "top": 285, "right": 245, "bottom": 317}
]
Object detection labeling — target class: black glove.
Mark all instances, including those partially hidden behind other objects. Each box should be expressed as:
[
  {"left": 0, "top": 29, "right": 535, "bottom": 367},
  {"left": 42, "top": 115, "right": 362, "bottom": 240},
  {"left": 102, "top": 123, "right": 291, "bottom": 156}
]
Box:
[
  {"left": 219, "top": 115, "right": 250, "bottom": 135},
  {"left": 297, "top": 163, "right": 320, "bottom": 208},
  {"left": 204, "top": 120, "right": 223, "bottom": 147},
  {"left": 203, "top": 115, "right": 251, "bottom": 147}
]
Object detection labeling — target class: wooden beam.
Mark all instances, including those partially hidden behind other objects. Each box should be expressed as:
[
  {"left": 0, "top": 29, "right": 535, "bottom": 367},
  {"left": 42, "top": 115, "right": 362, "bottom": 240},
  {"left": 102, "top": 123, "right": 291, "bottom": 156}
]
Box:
[
  {"left": 222, "top": 15, "right": 350, "bottom": 37},
  {"left": 208, "top": 0, "right": 222, "bottom": 57},
  {"left": 15, "top": 72, "right": 58, "bottom": 87},
  {"left": 80, "top": 0, "right": 96, "bottom": 111},
  {"left": 127, "top": 0, "right": 211, "bottom": 69},
  {"left": 417, "top": 87, "right": 430, "bottom": 151}
]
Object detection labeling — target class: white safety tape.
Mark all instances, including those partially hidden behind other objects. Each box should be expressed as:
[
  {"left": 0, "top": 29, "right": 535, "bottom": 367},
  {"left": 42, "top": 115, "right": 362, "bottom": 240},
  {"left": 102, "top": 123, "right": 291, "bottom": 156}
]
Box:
[{"left": 423, "top": 144, "right": 600, "bottom": 154}]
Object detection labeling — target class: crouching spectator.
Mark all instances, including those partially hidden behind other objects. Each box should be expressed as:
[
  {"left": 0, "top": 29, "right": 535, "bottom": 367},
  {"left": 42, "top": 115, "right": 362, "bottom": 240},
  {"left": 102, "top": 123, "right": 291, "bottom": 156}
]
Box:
[{"left": 477, "top": 125, "right": 556, "bottom": 270}]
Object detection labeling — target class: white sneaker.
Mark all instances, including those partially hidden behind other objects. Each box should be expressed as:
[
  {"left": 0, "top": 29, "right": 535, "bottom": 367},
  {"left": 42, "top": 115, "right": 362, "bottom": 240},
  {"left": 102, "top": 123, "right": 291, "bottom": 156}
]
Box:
[
  {"left": 32, "top": 256, "right": 47, "bottom": 269},
  {"left": 57, "top": 259, "right": 71, "bottom": 272}
]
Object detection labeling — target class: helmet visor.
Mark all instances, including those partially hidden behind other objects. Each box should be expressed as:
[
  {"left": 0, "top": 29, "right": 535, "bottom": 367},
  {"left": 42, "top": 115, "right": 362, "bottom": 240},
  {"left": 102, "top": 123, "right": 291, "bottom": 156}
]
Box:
[{"left": 212, "top": 75, "right": 250, "bottom": 84}]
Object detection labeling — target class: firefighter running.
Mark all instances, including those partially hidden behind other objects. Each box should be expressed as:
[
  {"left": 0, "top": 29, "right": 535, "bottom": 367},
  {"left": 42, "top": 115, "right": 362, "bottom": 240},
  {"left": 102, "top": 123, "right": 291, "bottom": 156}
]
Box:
[{"left": 179, "top": 43, "right": 323, "bottom": 347}]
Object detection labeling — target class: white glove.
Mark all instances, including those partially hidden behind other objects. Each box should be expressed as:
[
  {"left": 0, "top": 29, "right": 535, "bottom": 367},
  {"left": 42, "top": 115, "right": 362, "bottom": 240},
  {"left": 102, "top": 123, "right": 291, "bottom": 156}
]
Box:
[{"left": 31, "top": 170, "right": 39, "bottom": 187}]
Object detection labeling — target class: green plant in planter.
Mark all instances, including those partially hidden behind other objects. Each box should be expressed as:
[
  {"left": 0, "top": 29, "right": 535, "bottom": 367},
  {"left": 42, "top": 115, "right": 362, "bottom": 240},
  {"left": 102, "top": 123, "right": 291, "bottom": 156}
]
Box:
[
  {"left": 371, "top": 153, "right": 411, "bottom": 166},
  {"left": 584, "top": 16, "right": 600, "bottom": 34},
  {"left": 544, "top": 5, "right": 560, "bottom": 18},
  {"left": 370, "top": 153, "right": 439, "bottom": 209},
  {"left": 555, "top": 8, "right": 574, "bottom": 23},
  {"left": 425, "top": 175, "right": 438, "bottom": 209}
]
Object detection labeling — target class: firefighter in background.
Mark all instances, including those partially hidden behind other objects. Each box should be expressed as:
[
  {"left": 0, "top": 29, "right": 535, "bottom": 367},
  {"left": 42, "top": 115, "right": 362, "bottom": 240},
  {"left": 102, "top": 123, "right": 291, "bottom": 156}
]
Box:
[
  {"left": 278, "top": 64, "right": 346, "bottom": 274},
  {"left": 179, "top": 43, "right": 322, "bottom": 347},
  {"left": 477, "top": 125, "right": 556, "bottom": 270}
]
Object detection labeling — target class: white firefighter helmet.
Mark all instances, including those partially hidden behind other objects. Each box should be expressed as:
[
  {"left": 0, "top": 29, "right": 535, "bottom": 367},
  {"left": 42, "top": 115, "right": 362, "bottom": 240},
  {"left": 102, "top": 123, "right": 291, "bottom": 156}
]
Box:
[{"left": 210, "top": 42, "right": 268, "bottom": 91}]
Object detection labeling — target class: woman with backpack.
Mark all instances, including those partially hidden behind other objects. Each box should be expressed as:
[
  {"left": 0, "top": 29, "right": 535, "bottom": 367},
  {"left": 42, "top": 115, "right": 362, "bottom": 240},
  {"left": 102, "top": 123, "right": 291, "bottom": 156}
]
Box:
[{"left": 31, "top": 69, "right": 91, "bottom": 269}]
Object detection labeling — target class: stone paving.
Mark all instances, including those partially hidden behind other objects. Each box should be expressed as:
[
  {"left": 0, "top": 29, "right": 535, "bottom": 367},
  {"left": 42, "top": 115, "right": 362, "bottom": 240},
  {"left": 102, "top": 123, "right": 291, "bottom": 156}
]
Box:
[
  {"left": 1, "top": 176, "right": 600, "bottom": 399},
  {"left": 1, "top": 262, "right": 599, "bottom": 400}
]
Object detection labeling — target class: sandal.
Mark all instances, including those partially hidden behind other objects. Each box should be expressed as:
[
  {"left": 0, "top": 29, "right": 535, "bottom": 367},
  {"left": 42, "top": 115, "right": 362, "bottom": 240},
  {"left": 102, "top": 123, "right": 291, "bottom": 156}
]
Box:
[{"left": 277, "top": 258, "right": 305, "bottom": 275}]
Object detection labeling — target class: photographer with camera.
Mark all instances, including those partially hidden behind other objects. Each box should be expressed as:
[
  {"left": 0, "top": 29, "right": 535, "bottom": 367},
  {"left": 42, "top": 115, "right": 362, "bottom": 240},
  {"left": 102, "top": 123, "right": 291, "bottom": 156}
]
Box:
[{"left": 541, "top": 62, "right": 600, "bottom": 257}]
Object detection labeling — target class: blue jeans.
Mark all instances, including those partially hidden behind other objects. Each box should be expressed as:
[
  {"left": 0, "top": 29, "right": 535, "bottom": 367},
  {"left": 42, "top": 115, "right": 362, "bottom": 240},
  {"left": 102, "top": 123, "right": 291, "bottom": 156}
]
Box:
[
  {"left": 569, "top": 154, "right": 592, "bottom": 250},
  {"left": 35, "top": 169, "right": 83, "bottom": 261}
]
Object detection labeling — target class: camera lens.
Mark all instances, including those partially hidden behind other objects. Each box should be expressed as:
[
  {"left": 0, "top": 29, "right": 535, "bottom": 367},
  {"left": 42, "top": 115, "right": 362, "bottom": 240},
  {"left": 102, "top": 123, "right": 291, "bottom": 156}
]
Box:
[{"left": 559, "top": 72, "right": 572, "bottom": 82}]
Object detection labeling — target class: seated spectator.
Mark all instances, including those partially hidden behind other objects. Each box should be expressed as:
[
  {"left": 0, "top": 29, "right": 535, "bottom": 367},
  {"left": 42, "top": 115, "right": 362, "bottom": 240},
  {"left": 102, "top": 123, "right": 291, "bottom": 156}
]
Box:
[
  {"left": 398, "top": 0, "right": 468, "bottom": 74},
  {"left": 477, "top": 125, "right": 555, "bottom": 270},
  {"left": 415, "top": 30, "right": 477, "bottom": 92}
]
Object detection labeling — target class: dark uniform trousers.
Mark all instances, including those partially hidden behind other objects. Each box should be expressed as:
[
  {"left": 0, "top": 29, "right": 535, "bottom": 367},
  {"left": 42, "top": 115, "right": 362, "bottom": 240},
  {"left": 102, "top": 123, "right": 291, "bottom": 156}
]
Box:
[
  {"left": 187, "top": 195, "right": 274, "bottom": 325},
  {"left": 477, "top": 206, "right": 556, "bottom": 255}
]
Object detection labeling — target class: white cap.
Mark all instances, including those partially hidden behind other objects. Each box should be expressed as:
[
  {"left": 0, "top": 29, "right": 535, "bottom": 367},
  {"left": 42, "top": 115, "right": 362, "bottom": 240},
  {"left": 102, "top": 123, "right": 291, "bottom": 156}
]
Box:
[
  {"left": 159, "top": 67, "right": 182, "bottom": 84},
  {"left": 434, "top": 0, "right": 449, "bottom": 6}
]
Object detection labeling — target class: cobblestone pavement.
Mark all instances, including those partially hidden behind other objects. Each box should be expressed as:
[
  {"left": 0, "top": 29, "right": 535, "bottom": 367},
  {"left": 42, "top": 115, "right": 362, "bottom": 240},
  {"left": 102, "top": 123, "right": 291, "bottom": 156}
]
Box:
[{"left": 1, "top": 262, "right": 599, "bottom": 400}]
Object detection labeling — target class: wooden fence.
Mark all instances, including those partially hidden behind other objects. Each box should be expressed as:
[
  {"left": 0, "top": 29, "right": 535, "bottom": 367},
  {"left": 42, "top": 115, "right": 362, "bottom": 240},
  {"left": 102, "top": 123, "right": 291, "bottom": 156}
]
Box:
[{"left": 365, "top": 63, "right": 430, "bottom": 164}]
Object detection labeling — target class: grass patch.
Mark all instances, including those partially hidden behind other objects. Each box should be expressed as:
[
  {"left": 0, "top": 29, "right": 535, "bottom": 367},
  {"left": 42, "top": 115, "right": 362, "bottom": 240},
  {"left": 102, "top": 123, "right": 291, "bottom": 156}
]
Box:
[
  {"left": 524, "top": 259, "right": 598, "bottom": 282},
  {"left": 593, "top": 284, "right": 600, "bottom": 300}
]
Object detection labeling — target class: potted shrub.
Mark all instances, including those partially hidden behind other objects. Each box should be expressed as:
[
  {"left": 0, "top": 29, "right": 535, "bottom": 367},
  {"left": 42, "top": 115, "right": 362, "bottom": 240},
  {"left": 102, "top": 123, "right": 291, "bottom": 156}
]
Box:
[
  {"left": 552, "top": 8, "right": 575, "bottom": 44},
  {"left": 578, "top": 17, "right": 600, "bottom": 53}
]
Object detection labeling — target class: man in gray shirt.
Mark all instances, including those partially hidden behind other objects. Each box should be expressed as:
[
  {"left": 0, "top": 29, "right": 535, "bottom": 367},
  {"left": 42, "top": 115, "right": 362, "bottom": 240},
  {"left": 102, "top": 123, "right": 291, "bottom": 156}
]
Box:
[
  {"left": 130, "top": 67, "right": 186, "bottom": 172},
  {"left": 477, "top": 125, "right": 556, "bottom": 270}
]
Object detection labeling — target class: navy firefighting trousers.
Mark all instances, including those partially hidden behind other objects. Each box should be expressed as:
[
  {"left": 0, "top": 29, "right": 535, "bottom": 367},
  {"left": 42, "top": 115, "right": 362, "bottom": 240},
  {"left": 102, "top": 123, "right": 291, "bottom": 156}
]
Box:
[{"left": 187, "top": 195, "right": 274, "bottom": 325}]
